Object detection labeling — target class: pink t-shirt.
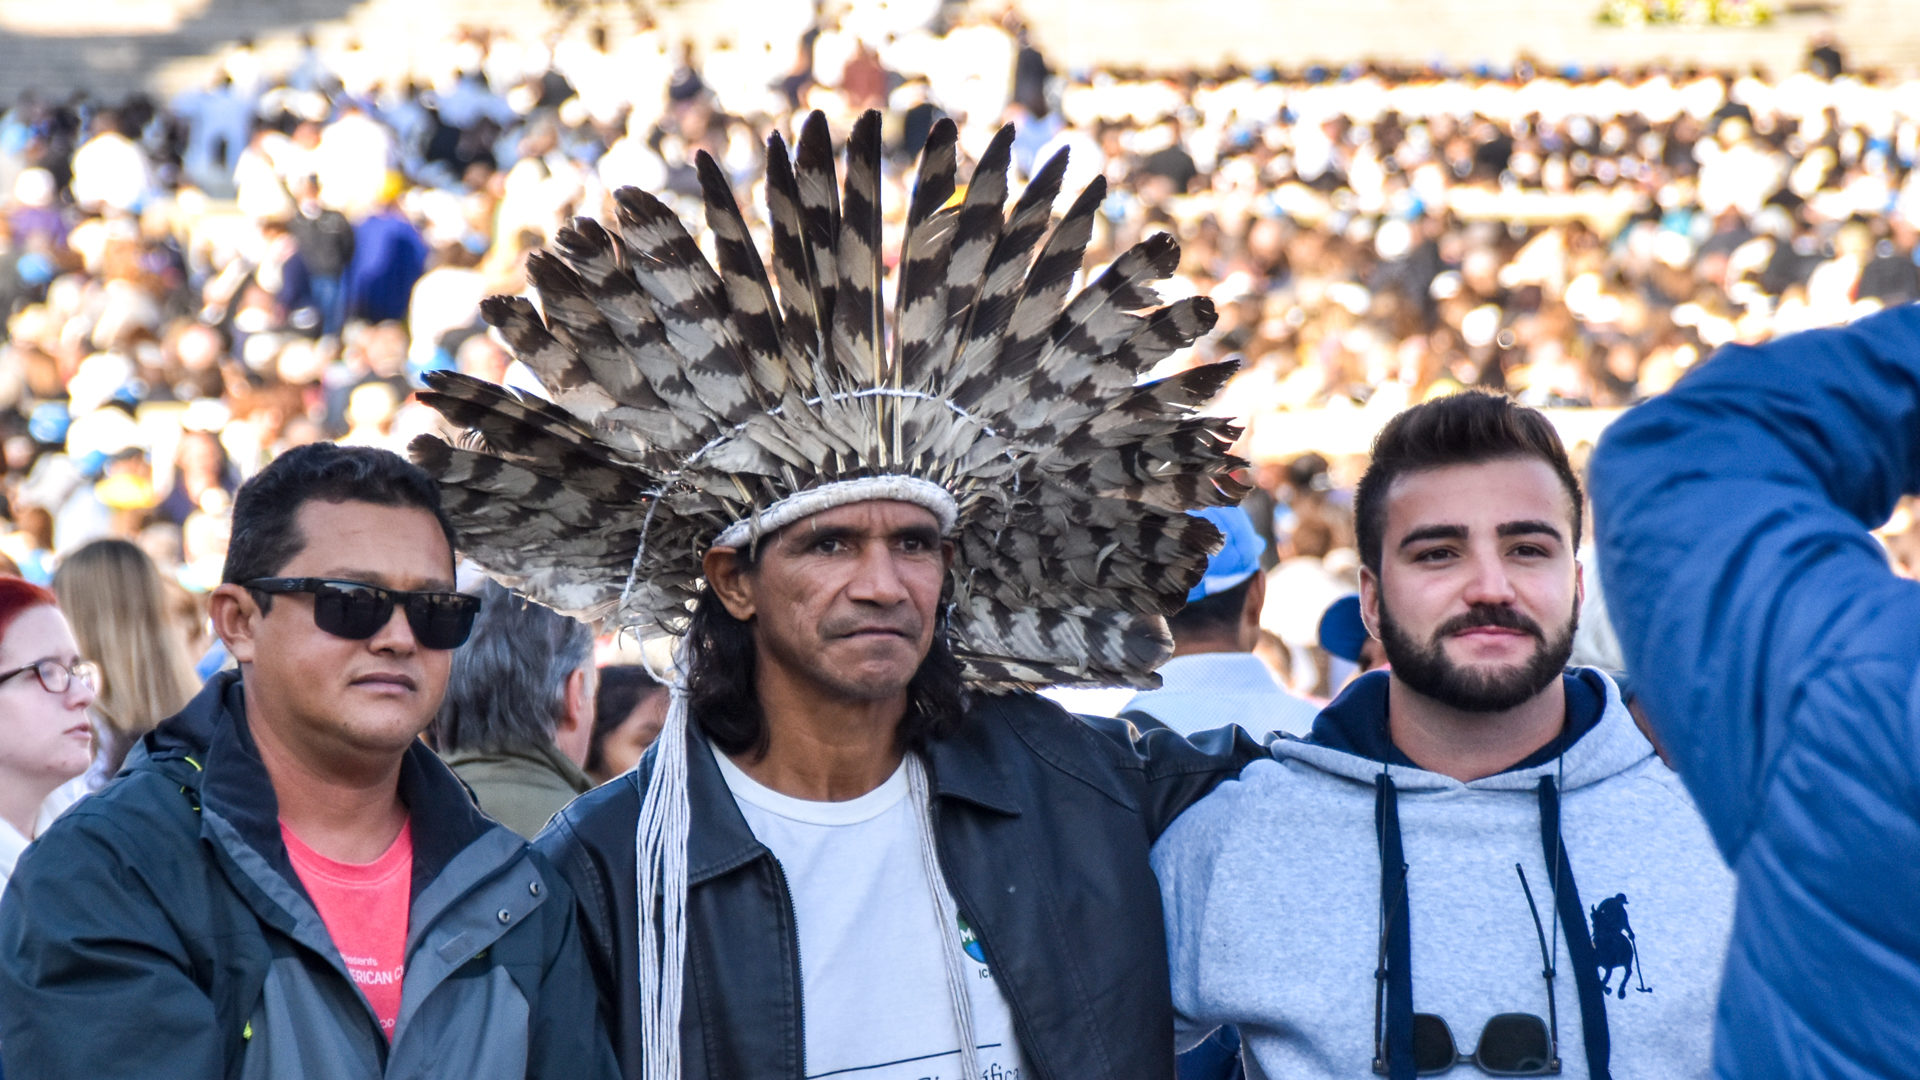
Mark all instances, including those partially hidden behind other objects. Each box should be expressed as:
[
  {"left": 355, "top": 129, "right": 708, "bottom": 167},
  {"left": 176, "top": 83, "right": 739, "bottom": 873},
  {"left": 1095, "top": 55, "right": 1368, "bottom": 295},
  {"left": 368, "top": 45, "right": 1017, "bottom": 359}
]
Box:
[{"left": 282, "top": 819, "right": 413, "bottom": 1040}]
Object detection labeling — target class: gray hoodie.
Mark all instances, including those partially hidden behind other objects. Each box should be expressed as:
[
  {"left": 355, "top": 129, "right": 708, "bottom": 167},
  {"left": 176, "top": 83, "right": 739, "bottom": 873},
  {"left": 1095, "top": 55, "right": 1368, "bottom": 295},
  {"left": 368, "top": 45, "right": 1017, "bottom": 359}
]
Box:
[{"left": 1153, "top": 669, "right": 1734, "bottom": 1080}]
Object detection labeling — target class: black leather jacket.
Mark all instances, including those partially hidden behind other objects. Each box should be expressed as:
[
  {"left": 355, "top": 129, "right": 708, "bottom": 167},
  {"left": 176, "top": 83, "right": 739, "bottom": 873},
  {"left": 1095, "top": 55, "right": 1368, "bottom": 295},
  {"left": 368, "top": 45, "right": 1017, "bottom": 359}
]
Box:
[{"left": 534, "top": 690, "right": 1263, "bottom": 1080}]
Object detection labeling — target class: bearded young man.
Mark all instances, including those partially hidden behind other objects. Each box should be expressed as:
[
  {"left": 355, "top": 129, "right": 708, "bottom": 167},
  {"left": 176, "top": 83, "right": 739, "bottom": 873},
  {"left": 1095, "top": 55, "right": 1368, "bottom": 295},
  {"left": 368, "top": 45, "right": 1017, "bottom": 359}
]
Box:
[
  {"left": 1153, "top": 392, "right": 1736, "bottom": 1080},
  {"left": 411, "top": 111, "right": 1262, "bottom": 1080}
]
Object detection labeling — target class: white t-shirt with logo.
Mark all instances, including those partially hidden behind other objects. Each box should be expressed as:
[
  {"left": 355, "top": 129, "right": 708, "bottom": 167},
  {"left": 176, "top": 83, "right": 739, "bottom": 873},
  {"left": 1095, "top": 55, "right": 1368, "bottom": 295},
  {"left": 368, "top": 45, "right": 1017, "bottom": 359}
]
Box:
[{"left": 714, "top": 746, "right": 1028, "bottom": 1080}]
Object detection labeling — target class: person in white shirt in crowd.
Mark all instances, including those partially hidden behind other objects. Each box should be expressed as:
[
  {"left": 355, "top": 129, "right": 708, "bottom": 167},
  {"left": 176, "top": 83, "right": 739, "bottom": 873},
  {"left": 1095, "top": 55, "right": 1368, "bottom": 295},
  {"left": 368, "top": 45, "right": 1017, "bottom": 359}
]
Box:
[
  {"left": 67, "top": 110, "right": 154, "bottom": 216},
  {"left": 0, "top": 576, "right": 97, "bottom": 899},
  {"left": 1123, "top": 505, "right": 1321, "bottom": 739},
  {"left": 311, "top": 100, "right": 396, "bottom": 218}
]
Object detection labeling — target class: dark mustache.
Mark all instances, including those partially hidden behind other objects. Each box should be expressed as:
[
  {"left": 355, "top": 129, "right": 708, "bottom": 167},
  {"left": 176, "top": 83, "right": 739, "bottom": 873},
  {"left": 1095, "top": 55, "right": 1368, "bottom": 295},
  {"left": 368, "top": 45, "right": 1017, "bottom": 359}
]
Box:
[
  {"left": 820, "top": 616, "right": 922, "bottom": 638},
  {"left": 1436, "top": 604, "right": 1544, "bottom": 640}
]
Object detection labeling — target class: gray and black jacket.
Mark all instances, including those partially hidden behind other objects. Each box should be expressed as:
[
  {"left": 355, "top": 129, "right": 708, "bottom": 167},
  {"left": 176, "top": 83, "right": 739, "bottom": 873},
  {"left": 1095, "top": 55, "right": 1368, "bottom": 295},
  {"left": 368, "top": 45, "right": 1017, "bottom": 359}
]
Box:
[
  {"left": 536, "top": 691, "right": 1264, "bottom": 1080},
  {"left": 0, "top": 670, "right": 618, "bottom": 1080}
]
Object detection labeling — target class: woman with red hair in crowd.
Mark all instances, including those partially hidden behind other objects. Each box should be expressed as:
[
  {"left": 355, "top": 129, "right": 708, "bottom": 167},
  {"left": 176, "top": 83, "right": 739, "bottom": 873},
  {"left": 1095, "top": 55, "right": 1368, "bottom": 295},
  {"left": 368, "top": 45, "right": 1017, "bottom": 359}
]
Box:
[{"left": 0, "top": 577, "right": 97, "bottom": 899}]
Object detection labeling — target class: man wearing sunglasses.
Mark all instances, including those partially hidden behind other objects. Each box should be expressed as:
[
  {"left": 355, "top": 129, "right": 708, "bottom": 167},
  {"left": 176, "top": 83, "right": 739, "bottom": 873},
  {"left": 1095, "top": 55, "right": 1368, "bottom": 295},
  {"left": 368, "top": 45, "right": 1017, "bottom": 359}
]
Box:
[
  {"left": 0, "top": 442, "right": 616, "bottom": 1079},
  {"left": 1154, "top": 393, "right": 1735, "bottom": 1080}
]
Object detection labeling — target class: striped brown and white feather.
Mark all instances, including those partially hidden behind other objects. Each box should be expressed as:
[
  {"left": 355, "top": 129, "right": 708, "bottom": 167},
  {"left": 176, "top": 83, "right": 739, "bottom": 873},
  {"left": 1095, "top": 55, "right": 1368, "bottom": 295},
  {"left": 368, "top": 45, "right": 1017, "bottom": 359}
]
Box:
[
  {"left": 946, "top": 147, "right": 1073, "bottom": 404},
  {"left": 763, "top": 130, "right": 829, "bottom": 390},
  {"left": 893, "top": 119, "right": 959, "bottom": 392},
  {"left": 611, "top": 186, "right": 770, "bottom": 423},
  {"left": 938, "top": 125, "right": 1016, "bottom": 347},
  {"left": 793, "top": 111, "right": 842, "bottom": 380},
  {"left": 829, "top": 111, "right": 886, "bottom": 398},
  {"left": 696, "top": 152, "right": 792, "bottom": 401}
]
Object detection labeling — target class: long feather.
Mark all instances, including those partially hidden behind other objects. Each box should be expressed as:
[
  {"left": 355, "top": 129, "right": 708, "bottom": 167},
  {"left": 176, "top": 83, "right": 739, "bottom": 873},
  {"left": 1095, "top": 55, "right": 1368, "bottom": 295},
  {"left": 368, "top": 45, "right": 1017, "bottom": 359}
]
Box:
[
  {"left": 947, "top": 147, "right": 1072, "bottom": 401},
  {"left": 414, "top": 439, "right": 630, "bottom": 532},
  {"left": 696, "top": 152, "right": 791, "bottom": 400},
  {"left": 941, "top": 125, "right": 1016, "bottom": 335},
  {"left": 764, "top": 130, "right": 828, "bottom": 386},
  {"left": 1042, "top": 233, "right": 1180, "bottom": 380},
  {"left": 830, "top": 111, "right": 886, "bottom": 401},
  {"left": 960, "top": 176, "right": 1108, "bottom": 417},
  {"left": 1110, "top": 296, "right": 1218, "bottom": 376},
  {"left": 522, "top": 248, "right": 709, "bottom": 453},
  {"left": 894, "top": 119, "right": 959, "bottom": 391},
  {"left": 1063, "top": 361, "right": 1241, "bottom": 456},
  {"left": 948, "top": 597, "right": 1174, "bottom": 689},
  {"left": 415, "top": 375, "right": 661, "bottom": 503},
  {"left": 611, "top": 186, "right": 766, "bottom": 423},
  {"left": 479, "top": 295, "right": 610, "bottom": 420},
  {"left": 553, "top": 217, "right": 656, "bottom": 331},
  {"left": 794, "top": 112, "right": 842, "bottom": 386}
]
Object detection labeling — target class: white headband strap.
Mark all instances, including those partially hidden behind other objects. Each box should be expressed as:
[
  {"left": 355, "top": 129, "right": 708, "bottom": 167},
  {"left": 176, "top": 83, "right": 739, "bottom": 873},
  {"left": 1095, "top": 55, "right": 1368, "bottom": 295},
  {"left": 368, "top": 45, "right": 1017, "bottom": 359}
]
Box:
[{"left": 711, "top": 475, "right": 960, "bottom": 550}]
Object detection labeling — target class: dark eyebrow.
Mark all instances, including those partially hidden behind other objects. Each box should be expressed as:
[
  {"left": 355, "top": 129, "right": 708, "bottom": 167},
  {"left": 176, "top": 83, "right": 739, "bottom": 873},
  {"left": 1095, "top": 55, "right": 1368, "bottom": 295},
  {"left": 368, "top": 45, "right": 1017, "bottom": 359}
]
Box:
[
  {"left": 1496, "top": 520, "right": 1565, "bottom": 542},
  {"left": 784, "top": 524, "right": 862, "bottom": 550},
  {"left": 319, "top": 570, "right": 458, "bottom": 592},
  {"left": 783, "top": 522, "right": 944, "bottom": 551},
  {"left": 891, "top": 524, "right": 944, "bottom": 547},
  {"left": 1397, "top": 524, "right": 1467, "bottom": 550}
]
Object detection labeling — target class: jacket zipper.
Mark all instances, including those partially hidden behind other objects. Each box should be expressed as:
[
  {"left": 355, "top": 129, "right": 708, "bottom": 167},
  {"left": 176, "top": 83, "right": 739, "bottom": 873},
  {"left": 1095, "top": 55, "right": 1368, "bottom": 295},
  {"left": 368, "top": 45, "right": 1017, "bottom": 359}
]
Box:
[{"left": 772, "top": 857, "right": 807, "bottom": 1078}]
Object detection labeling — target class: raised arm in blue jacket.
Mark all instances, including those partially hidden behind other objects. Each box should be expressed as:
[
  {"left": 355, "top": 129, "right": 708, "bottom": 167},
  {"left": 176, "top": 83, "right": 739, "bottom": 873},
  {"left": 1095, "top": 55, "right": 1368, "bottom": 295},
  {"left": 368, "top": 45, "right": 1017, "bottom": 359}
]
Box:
[{"left": 1590, "top": 304, "right": 1920, "bottom": 1079}]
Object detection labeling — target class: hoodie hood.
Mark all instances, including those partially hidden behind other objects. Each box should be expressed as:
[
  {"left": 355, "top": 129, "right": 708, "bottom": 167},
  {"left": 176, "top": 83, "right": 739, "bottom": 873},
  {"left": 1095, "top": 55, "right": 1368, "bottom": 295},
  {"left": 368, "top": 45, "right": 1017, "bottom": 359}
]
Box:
[{"left": 1277, "top": 667, "right": 1653, "bottom": 793}]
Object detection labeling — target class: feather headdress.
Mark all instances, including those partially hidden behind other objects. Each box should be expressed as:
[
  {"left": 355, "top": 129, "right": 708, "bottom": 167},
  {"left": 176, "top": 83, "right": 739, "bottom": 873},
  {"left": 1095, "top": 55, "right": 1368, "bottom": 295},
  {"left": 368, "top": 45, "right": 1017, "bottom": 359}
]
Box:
[
  {"left": 414, "top": 109, "right": 1244, "bottom": 686},
  {"left": 411, "top": 110, "right": 1245, "bottom": 1078}
]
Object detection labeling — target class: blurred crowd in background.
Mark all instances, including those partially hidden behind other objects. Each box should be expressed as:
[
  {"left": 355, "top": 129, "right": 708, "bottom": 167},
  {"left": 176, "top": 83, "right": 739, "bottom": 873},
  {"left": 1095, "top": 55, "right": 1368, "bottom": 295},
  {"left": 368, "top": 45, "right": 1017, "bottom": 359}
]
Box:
[{"left": 6, "top": 0, "right": 1920, "bottom": 729}]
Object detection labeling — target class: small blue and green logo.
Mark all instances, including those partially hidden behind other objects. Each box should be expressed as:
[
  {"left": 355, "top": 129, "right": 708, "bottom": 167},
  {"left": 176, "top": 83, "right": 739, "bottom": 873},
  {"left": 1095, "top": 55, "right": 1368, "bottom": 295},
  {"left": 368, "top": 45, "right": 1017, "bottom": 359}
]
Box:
[{"left": 958, "top": 914, "right": 987, "bottom": 965}]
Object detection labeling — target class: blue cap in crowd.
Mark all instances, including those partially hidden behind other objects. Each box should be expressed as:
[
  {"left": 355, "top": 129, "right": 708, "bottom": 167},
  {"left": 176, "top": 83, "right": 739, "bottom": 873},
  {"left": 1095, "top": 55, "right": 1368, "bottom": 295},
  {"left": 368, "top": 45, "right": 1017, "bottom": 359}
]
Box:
[
  {"left": 27, "top": 402, "right": 69, "bottom": 445},
  {"left": 1187, "top": 506, "right": 1267, "bottom": 604},
  {"left": 1318, "top": 594, "right": 1370, "bottom": 662}
]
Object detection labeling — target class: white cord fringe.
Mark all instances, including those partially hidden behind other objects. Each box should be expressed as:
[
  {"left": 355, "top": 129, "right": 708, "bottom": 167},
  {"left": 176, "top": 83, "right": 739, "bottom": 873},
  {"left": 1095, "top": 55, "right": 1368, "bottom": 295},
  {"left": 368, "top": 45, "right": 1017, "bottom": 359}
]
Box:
[
  {"left": 908, "top": 754, "right": 981, "bottom": 1080},
  {"left": 635, "top": 679, "right": 692, "bottom": 1080}
]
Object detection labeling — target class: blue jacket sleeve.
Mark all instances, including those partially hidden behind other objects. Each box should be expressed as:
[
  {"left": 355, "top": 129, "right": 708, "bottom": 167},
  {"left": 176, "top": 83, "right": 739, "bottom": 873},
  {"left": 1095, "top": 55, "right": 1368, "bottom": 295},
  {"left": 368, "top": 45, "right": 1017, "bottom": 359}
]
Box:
[{"left": 1589, "top": 304, "right": 1920, "bottom": 863}]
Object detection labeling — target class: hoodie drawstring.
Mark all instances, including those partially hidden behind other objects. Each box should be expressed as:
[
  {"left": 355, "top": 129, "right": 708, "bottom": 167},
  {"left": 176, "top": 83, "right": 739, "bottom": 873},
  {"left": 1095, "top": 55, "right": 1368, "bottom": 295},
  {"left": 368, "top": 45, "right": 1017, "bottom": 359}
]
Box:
[
  {"left": 1539, "top": 775, "right": 1612, "bottom": 1080},
  {"left": 1373, "top": 770, "right": 1613, "bottom": 1080}
]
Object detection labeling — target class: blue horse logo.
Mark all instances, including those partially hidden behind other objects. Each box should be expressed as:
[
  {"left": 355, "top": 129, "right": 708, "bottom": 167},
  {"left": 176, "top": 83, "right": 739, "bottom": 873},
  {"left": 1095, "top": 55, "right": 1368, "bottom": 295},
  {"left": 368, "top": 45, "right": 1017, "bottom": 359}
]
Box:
[{"left": 1590, "top": 894, "right": 1652, "bottom": 999}]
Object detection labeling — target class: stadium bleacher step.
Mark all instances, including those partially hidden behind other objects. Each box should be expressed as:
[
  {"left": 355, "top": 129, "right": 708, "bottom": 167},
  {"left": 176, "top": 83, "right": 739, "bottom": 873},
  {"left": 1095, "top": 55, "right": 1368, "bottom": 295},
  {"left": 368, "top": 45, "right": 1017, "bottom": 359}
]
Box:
[{"left": 2, "top": 0, "right": 1919, "bottom": 111}]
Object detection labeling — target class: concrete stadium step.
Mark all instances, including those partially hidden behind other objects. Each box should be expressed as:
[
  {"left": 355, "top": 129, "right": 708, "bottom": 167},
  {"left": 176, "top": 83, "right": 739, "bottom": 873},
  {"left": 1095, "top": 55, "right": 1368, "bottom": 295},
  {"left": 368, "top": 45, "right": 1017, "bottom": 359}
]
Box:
[{"left": 4, "top": 0, "right": 1920, "bottom": 111}]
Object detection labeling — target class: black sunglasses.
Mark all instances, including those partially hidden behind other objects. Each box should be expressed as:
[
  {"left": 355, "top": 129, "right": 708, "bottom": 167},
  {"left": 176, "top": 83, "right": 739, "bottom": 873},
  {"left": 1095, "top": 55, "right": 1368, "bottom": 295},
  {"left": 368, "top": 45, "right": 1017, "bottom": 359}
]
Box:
[
  {"left": 245, "top": 577, "right": 480, "bottom": 650},
  {"left": 1390, "top": 1011, "right": 1557, "bottom": 1076},
  {"left": 1374, "top": 851, "right": 1562, "bottom": 1077}
]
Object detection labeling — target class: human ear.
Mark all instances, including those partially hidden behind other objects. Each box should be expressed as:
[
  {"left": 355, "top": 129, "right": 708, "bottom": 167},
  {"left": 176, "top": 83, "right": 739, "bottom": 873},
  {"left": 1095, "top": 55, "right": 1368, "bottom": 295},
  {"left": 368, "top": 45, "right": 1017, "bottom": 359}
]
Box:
[
  {"left": 561, "top": 666, "right": 592, "bottom": 729},
  {"left": 210, "top": 583, "right": 262, "bottom": 664},
  {"left": 1358, "top": 567, "right": 1382, "bottom": 640},
  {"left": 554, "top": 665, "right": 595, "bottom": 764},
  {"left": 702, "top": 547, "right": 757, "bottom": 622},
  {"left": 1241, "top": 571, "right": 1268, "bottom": 643}
]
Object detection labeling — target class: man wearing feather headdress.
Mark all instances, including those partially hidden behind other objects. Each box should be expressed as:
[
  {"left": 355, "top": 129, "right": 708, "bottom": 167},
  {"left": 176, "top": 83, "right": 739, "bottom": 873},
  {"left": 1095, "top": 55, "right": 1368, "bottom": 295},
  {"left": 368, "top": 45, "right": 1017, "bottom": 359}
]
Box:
[{"left": 412, "top": 110, "right": 1262, "bottom": 1080}]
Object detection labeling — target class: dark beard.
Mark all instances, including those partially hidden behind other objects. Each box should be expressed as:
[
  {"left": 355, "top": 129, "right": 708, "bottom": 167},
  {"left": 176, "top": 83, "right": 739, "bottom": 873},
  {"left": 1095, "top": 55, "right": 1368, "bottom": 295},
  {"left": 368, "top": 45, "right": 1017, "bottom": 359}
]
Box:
[{"left": 1378, "top": 599, "right": 1577, "bottom": 713}]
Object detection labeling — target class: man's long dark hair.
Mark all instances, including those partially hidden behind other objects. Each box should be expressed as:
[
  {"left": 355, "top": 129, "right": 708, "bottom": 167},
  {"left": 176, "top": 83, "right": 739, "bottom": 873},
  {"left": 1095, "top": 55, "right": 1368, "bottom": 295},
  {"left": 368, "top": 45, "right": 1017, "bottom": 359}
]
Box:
[{"left": 683, "top": 586, "right": 969, "bottom": 761}]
